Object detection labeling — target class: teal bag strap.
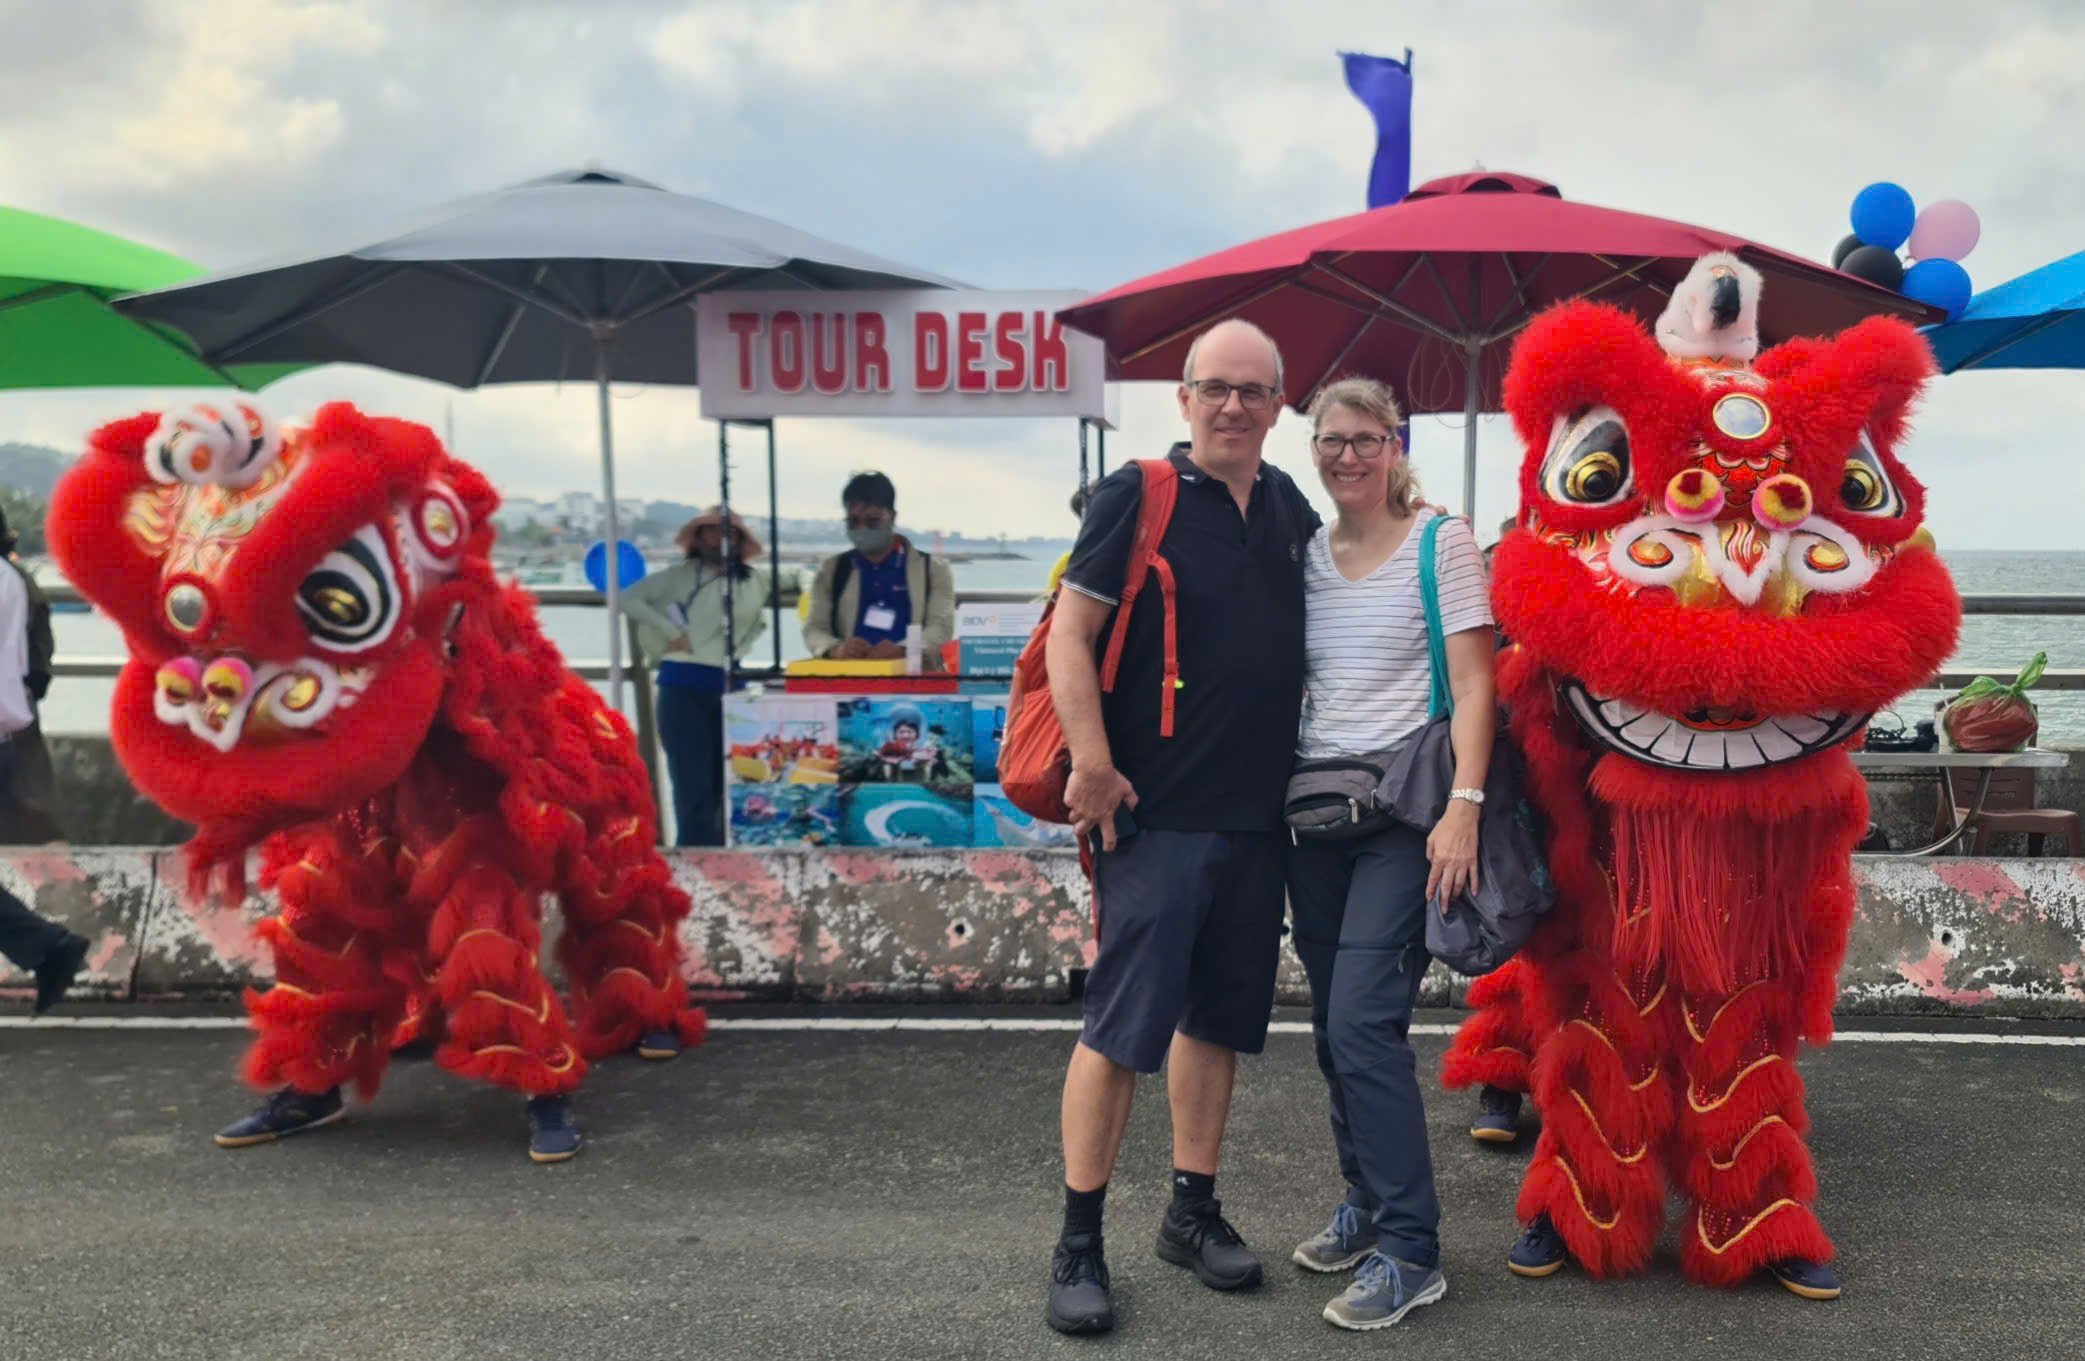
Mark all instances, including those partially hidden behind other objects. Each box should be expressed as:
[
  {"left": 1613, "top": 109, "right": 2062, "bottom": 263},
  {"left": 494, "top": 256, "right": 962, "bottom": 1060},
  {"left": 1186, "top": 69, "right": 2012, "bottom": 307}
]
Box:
[{"left": 1419, "top": 514, "right": 1453, "bottom": 720}]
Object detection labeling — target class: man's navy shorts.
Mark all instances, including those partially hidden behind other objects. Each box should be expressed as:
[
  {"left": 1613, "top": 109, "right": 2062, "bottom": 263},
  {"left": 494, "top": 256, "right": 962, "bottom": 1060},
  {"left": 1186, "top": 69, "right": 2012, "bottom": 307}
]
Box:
[{"left": 1081, "top": 827, "right": 1287, "bottom": 1074}]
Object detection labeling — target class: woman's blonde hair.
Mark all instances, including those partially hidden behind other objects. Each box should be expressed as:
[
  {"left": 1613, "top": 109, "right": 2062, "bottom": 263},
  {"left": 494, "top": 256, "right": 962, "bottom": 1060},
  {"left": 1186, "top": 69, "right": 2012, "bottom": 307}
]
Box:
[{"left": 1308, "top": 376, "right": 1419, "bottom": 515}]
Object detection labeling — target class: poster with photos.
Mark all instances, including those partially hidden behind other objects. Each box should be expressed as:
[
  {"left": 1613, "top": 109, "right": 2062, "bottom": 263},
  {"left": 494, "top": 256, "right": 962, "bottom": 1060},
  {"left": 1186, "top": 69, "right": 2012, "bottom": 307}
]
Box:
[
  {"left": 724, "top": 697, "right": 840, "bottom": 845},
  {"left": 836, "top": 697, "right": 974, "bottom": 786}
]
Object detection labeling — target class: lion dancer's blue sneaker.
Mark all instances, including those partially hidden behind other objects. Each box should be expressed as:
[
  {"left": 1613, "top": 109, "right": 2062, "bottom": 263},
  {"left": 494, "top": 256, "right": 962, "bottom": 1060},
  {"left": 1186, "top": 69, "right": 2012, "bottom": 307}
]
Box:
[
  {"left": 1470, "top": 1084, "right": 1523, "bottom": 1144},
  {"left": 214, "top": 1087, "right": 345, "bottom": 1148},
  {"left": 526, "top": 1095, "right": 582, "bottom": 1163},
  {"left": 1322, "top": 1252, "right": 1446, "bottom": 1331},
  {"left": 635, "top": 1030, "right": 681, "bottom": 1060},
  {"left": 1508, "top": 1213, "right": 1567, "bottom": 1278},
  {"left": 1771, "top": 1258, "right": 1842, "bottom": 1301}
]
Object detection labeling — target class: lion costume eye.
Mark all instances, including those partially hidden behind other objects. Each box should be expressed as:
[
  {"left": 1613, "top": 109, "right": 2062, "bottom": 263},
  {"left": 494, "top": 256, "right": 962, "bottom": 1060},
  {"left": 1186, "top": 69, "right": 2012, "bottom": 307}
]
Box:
[
  {"left": 1837, "top": 432, "right": 1903, "bottom": 517},
  {"left": 296, "top": 524, "right": 403, "bottom": 653},
  {"left": 1541, "top": 406, "right": 1635, "bottom": 506}
]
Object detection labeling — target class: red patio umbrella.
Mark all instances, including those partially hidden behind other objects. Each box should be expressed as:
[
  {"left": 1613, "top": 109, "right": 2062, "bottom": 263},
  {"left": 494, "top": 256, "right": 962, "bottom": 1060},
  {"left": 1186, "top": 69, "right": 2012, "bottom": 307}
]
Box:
[{"left": 1060, "top": 171, "right": 1939, "bottom": 513}]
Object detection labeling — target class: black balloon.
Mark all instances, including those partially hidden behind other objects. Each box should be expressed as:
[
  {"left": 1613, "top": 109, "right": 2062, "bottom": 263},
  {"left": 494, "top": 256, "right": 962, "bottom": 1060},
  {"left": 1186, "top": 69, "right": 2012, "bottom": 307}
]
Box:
[
  {"left": 1840, "top": 244, "right": 1905, "bottom": 291},
  {"left": 1831, "top": 233, "right": 1863, "bottom": 268}
]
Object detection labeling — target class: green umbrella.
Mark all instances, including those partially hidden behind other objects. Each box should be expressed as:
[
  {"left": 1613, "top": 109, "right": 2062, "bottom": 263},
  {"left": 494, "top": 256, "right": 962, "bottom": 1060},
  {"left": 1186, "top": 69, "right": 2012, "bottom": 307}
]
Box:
[{"left": 0, "top": 204, "right": 301, "bottom": 390}]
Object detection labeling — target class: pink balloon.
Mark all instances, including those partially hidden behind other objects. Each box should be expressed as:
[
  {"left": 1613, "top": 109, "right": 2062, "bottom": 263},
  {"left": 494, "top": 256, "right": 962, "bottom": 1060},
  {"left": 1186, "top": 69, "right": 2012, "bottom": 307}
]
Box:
[{"left": 1909, "top": 199, "right": 1981, "bottom": 262}]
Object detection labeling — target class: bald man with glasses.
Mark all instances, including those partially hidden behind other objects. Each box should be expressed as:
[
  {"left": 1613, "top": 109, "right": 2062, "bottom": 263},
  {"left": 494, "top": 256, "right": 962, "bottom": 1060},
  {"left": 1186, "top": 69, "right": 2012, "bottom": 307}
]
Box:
[{"left": 1042, "top": 319, "right": 1321, "bottom": 1336}]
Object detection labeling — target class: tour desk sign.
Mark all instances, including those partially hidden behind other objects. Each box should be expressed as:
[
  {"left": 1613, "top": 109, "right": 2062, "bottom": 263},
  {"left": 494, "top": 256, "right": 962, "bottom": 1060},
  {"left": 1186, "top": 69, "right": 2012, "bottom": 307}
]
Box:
[{"left": 696, "top": 289, "right": 1115, "bottom": 423}]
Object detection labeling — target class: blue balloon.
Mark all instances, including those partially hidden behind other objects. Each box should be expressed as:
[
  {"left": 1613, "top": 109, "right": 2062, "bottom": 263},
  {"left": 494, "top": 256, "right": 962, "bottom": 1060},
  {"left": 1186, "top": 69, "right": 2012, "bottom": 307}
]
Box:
[
  {"left": 1902, "top": 258, "right": 1973, "bottom": 321},
  {"left": 1850, "top": 182, "right": 1917, "bottom": 251},
  {"left": 583, "top": 539, "right": 647, "bottom": 593}
]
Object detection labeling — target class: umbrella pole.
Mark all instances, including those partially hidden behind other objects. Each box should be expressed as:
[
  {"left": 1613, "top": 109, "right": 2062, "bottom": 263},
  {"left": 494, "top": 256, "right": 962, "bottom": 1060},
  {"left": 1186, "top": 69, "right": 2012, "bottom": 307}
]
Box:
[
  {"left": 767, "top": 421, "right": 782, "bottom": 675},
  {"left": 720, "top": 421, "right": 735, "bottom": 691},
  {"left": 595, "top": 340, "right": 626, "bottom": 714},
  {"left": 1461, "top": 338, "right": 1481, "bottom": 518}
]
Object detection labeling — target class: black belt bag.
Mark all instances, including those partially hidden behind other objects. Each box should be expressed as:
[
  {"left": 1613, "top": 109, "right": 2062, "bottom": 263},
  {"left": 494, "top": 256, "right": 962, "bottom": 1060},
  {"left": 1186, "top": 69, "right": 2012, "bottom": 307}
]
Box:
[{"left": 1283, "top": 752, "right": 1397, "bottom": 843}]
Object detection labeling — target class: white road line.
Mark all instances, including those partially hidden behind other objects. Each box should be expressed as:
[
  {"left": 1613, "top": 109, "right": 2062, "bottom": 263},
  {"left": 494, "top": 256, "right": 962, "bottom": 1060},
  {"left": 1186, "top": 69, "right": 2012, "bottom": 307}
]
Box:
[{"left": 4, "top": 1016, "right": 2083, "bottom": 1044}]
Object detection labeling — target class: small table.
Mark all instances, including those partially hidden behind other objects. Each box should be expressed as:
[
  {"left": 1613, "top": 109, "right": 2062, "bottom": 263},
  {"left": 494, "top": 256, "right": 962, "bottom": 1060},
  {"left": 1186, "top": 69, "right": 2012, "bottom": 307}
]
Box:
[{"left": 1849, "top": 748, "right": 2071, "bottom": 857}]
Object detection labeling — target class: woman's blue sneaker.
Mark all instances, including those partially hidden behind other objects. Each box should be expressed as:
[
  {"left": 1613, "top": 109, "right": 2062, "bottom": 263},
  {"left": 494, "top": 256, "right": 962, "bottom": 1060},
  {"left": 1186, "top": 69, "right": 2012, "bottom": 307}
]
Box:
[
  {"left": 635, "top": 1030, "right": 680, "bottom": 1061},
  {"left": 214, "top": 1087, "right": 345, "bottom": 1148},
  {"left": 1507, "top": 1213, "right": 1567, "bottom": 1277},
  {"left": 1292, "top": 1200, "right": 1377, "bottom": 1272},
  {"left": 1470, "top": 1084, "right": 1523, "bottom": 1144},
  {"left": 1772, "top": 1258, "right": 1842, "bottom": 1300},
  {"left": 1323, "top": 1252, "right": 1446, "bottom": 1330},
  {"left": 526, "top": 1095, "right": 582, "bottom": 1163}
]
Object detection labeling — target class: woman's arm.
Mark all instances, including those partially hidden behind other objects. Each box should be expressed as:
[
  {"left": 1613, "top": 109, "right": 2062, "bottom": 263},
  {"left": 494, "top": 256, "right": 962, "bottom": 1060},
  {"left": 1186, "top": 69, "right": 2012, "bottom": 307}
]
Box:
[
  {"left": 1426, "top": 626, "right": 1497, "bottom": 906},
  {"left": 617, "top": 563, "right": 690, "bottom": 648}
]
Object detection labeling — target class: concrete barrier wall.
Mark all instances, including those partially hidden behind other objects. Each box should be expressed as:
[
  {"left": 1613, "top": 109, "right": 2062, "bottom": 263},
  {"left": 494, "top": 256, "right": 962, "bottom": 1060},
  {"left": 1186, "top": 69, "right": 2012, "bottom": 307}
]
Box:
[
  {"left": 22, "top": 735, "right": 2085, "bottom": 857},
  {"left": 6, "top": 847, "right": 2083, "bottom": 1018}
]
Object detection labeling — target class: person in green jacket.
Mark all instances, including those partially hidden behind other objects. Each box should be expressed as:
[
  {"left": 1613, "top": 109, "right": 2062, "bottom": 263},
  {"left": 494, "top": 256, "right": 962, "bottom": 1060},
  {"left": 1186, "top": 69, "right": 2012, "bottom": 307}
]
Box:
[{"left": 617, "top": 507, "right": 769, "bottom": 846}]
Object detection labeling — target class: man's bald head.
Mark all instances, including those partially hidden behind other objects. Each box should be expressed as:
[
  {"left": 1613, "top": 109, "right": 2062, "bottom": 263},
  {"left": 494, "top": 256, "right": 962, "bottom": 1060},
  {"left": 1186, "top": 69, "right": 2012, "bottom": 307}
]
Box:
[{"left": 1182, "top": 318, "right": 1284, "bottom": 392}]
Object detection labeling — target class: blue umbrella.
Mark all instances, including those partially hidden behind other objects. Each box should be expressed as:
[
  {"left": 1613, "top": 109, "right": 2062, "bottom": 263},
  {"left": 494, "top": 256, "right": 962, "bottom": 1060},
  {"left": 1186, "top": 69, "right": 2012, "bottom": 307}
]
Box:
[{"left": 1923, "top": 250, "right": 2085, "bottom": 373}]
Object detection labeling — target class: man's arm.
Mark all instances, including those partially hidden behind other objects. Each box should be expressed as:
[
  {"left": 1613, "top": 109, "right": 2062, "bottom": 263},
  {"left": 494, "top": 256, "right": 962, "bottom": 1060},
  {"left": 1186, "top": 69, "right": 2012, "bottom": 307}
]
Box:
[
  {"left": 921, "top": 555, "right": 958, "bottom": 653},
  {"left": 1046, "top": 588, "right": 1137, "bottom": 849},
  {"left": 800, "top": 555, "right": 845, "bottom": 658}
]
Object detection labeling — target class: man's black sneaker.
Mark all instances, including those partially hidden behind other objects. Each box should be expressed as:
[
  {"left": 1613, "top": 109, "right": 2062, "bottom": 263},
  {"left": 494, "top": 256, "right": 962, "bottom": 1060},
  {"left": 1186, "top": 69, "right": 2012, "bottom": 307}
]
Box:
[
  {"left": 1156, "top": 1198, "right": 1262, "bottom": 1291},
  {"left": 214, "top": 1087, "right": 345, "bottom": 1148},
  {"left": 526, "top": 1095, "right": 582, "bottom": 1163},
  {"left": 1507, "top": 1213, "right": 1567, "bottom": 1278},
  {"left": 1470, "top": 1084, "right": 1523, "bottom": 1144},
  {"left": 1772, "top": 1258, "right": 1842, "bottom": 1301},
  {"left": 32, "top": 931, "right": 89, "bottom": 1016},
  {"left": 1046, "top": 1231, "right": 1114, "bottom": 1335}
]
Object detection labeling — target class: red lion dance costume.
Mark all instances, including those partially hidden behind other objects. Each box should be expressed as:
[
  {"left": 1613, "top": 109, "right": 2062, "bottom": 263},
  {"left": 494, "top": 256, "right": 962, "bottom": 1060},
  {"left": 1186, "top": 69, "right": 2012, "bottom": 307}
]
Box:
[
  {"left": 1443, "top": 262, "right": 1960, "bottom": 1296},
  {"left": 50, "top": 402, "right": 705, "bottom": 1161}
]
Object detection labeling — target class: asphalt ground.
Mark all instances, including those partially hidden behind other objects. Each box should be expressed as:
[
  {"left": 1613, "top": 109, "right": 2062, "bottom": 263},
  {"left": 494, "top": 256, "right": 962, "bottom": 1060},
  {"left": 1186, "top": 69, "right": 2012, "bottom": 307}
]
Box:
[{"left": 2, "top": 1005, "right": 2080, "bottom": 1361}]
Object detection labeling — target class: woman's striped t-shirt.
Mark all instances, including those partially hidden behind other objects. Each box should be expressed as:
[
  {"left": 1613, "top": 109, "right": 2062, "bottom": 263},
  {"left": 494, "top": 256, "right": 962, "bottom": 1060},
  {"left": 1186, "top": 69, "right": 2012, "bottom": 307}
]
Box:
[{"left": 1297, "top": 510, "right": 1493, "bottom": 760}]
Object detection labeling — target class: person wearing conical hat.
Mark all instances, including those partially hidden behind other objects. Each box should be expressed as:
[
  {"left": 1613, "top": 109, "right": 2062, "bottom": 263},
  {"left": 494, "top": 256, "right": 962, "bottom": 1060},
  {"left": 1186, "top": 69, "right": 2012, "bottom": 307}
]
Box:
[{"left": 618, "top": 505, "right": 769, "bottom": 846}]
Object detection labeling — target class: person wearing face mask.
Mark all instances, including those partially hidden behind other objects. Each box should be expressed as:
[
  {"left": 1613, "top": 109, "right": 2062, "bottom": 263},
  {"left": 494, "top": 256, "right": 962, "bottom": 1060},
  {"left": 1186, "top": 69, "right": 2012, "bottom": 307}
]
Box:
[
  {"left": 802, "top": 471, "right": 957, "bottom": 670},
  {"left": 617, "top": 506, "right": 769, "bottom": 846}
]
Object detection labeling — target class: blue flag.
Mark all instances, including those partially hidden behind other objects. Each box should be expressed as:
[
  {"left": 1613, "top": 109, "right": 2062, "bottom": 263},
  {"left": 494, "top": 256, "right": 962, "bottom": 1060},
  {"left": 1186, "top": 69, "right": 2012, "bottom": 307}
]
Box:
[{"left": 1342, "top": 49, "right": 1413, "bottom": 209}]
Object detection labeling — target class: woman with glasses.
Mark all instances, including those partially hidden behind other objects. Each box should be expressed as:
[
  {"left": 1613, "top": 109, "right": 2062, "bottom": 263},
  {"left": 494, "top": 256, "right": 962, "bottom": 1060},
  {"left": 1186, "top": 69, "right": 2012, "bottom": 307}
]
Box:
[{"left": 1284, "top": 377, "right": 1496, "bottom": 1331}]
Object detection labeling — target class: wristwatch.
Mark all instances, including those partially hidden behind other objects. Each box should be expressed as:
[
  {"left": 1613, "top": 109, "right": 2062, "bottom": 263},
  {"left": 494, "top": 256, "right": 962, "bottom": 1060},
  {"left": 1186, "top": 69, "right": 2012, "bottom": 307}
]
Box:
[{"left": 1448, "top": 788, "right": 1486, "bottom": 806}]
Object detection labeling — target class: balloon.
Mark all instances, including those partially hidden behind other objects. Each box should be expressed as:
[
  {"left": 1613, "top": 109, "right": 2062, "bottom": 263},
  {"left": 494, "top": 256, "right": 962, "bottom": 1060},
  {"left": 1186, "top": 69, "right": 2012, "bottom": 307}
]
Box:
[
  {"left": 1908, "top": 199, "right": 1981, "bottom": 262},
  {"left": 584, "top": 539, "right": 647, "bottom": 593},
  {"left": 1903, "top": 258, "right": 1973, "bottom": 320},
  {"left": 1850, "top": 182, "right": 1917, "bottom": 251},
  {"left": 1830, "top": 233, "right": 1863, "bottom": 268},
  {"left": 1839, "top": 244, "right": 1906, "bottom": 292}
]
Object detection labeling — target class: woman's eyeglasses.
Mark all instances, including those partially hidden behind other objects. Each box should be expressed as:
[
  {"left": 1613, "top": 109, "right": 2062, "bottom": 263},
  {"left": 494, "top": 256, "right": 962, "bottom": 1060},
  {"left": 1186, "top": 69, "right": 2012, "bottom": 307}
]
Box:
[{"left": 1313, "top": 433, "right": 1392, "bottom": 460}]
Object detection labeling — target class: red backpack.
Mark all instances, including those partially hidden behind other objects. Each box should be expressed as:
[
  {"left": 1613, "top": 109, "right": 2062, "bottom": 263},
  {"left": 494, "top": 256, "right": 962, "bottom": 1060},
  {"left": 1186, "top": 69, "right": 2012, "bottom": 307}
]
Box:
[{"left": 1001, "top": 459, "right": 1181, "bottom": 824}]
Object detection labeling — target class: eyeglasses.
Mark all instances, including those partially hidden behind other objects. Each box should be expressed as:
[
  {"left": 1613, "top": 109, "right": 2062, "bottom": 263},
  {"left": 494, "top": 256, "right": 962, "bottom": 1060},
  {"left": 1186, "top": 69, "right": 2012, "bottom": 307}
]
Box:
[
  {"left": 1313, "top": 433, "right": 1393, "bottom": 460},
  {"left": 1189, "top": 379, "right": 1277, "bottom": 410}
]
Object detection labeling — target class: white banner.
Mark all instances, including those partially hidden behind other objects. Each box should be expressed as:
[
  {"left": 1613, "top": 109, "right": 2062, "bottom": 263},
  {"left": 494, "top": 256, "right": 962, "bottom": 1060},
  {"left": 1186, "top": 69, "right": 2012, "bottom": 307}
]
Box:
[{"left": 696, "top": 289, "right": 1115, "bottom": 423}]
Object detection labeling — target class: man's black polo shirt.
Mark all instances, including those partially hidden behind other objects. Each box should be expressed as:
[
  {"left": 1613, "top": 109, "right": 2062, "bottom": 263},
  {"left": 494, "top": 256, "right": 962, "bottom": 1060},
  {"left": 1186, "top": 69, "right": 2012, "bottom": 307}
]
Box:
[{"left": 1061, "top": 443, "right": 1320, "bottom": 832}]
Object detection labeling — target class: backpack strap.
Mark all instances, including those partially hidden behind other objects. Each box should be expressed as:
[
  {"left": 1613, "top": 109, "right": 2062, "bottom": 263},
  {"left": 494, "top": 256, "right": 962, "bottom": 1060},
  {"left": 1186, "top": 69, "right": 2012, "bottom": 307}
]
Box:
[
  {"left": 1419, "top": 514, "right": 1453, "bottom": 721},
  {"left": 828, "top": 552, "right": 855, "bottom": 641},
  {"left": 1097, "top": 459, "right": 1183, "bottom": 735}
]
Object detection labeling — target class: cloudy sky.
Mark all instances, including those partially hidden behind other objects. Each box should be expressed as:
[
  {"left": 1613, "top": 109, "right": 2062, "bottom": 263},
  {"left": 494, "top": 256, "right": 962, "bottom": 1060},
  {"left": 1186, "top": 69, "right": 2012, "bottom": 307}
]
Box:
[{"left": 3, "top": 0, "right": 2082, "bottom": 548}]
